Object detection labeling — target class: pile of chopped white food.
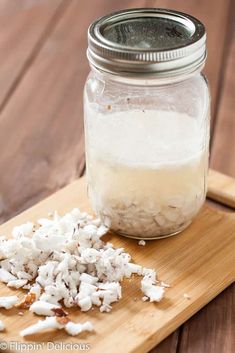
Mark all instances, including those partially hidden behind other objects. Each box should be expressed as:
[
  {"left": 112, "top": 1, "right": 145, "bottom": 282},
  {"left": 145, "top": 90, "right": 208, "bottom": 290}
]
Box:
[{"left": 0, "top": 208, "right": 167, "bottom": 336}]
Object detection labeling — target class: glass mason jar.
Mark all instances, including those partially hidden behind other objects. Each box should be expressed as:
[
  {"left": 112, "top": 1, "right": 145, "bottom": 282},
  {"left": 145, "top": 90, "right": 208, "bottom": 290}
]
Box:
[{"left": 84, "top": 8, "right": 210, "bottom": 239}]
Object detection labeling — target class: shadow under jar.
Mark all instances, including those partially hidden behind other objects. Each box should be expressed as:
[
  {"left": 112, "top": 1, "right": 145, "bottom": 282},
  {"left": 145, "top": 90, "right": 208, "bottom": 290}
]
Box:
[{"left": 84, "top": 8, "right": 210, "bottom": 240}]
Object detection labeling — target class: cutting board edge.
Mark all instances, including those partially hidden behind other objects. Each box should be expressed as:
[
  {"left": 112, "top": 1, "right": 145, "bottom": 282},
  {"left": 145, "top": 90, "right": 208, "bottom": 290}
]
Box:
[
  {"left": 137, "top": 276, "right": 234, "bottom": 353},
  {"left": 0, "top": 173, "right": 235, "bottom": 353}
]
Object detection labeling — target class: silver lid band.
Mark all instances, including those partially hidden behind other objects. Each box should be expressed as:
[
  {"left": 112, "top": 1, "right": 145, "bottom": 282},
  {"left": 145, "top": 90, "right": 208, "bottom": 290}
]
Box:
[{"left": 87, "top": 8, "right": 206, "bottom": 77}]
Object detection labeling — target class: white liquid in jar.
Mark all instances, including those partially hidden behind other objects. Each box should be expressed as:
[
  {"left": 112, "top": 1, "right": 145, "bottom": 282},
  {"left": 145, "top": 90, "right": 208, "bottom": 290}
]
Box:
[{"left": 85, "top": 109, "right": 208, "bottom": 238}]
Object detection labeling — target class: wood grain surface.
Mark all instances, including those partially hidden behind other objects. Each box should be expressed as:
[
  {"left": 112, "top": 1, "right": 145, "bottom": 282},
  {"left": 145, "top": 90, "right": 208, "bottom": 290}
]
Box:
[
  {"left": 0, "top": 0, "right": 234, "bottom": 352},
  {"left": 0, "top": 0, "right": 66, "bottom": 108},
  {"left": 211, "top": 0, "right": 235, "bottom": 175},
  {"left": 0, "top": 174, "right": 234, "bottom": 353},
  {"left": 208, "top": 169, "right": 235, "bottom": 209}
]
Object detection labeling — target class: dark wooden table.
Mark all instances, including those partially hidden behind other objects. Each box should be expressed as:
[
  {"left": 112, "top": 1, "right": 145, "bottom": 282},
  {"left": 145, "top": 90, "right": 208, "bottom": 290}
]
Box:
[{"left": 0, "top": 0, "right": 234, "bottom": 352}]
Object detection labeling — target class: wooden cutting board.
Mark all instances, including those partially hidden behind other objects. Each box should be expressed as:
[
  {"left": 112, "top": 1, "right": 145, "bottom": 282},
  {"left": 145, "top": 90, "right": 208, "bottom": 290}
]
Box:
[{"left": 0, "top": 169, "right": 234, "bottom": 353}]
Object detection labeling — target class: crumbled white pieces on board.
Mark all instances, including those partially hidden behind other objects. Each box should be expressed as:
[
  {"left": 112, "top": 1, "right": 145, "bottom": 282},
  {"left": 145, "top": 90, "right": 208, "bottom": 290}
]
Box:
[
  {"left": 0, "top": 268, "right": 17, "bottom": 283},
  {"left": 12, "top": 222, "right": 34, "bottom": 238},
  {"left": 30, "top": 301, "right": 64, "bottom": 317},
  {"left": 141, "top": 269, "right": 165, "bottom": 302},
  {"left": 0, "top": 320, "right": 5, "bottom": 331},
  {"left": 183, "top": 293, "right": 191, "bottom": 300},
  {"left": 65, "top": 321, "right": 93, "bottom": 336},
  {"left": 0, "top": 208, "right": 168, "bottom": 336},
  {"left": 7, "top": 279, "right": 28, "bottom": 289},
  {"left": 0, "top": 295, "right": 18, "bottom": 309},
  {"left": 138, "top": 240, "right": 146, "bottom": 246},
  {"left": 160, "top": 281, "right": 171, "bottom": 288},
  {"left": 142, "top": 296, "right": 149, "bottom": 302},
  {"left": 20, "top": 316, "right": 93, "bottom": 337}
]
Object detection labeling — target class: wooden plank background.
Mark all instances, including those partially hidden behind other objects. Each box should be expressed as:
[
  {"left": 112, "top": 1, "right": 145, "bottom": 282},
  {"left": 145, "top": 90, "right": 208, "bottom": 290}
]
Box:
[{"left": 0, "top": 0, "right": 234, "bottom": 352}]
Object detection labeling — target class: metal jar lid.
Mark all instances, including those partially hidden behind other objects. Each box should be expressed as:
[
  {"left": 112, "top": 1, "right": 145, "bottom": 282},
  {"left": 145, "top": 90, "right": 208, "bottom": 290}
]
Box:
[{"left": 87, "top": 8, "right": 206, "bottom": 77}]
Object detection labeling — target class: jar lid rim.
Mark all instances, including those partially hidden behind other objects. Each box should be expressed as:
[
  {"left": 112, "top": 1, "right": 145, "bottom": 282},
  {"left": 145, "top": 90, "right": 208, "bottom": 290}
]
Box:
[{"left": 87, "top": 8, "right": 206, "bottom": 77}]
